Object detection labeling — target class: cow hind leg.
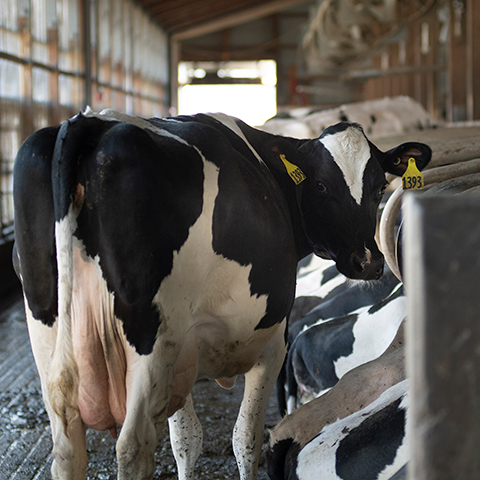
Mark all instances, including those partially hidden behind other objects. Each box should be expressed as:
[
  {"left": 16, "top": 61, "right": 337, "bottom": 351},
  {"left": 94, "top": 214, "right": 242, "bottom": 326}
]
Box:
[
  {"left": 25, "top": 306, "right": 87, "bottom": 479},
  {"left": 116, "top": 344, "right": 180, "bottom": 480},
  {"left": 168, "top": 393, "right": 203, "bottom": 479},
  {"left": 50, "top": 417, "right": 87, "bottom": 480},
  {"left": 233, "top": 324, "right": 287, "bottom": 480}
]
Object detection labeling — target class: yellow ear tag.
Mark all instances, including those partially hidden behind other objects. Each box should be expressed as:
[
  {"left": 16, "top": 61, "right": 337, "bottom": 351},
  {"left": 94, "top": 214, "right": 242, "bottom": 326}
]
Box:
[
  {"left": 279, "top": 154, "right": 306, "bottom": 185},
  {"left": 402, "top": 157, "right": 424, "bottom": 190}
]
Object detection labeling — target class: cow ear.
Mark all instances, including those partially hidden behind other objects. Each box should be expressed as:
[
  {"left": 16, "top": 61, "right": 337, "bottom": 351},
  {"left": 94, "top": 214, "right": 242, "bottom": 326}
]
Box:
[{"left": 381, "top": 142, "right": 432, "bottom": 176}]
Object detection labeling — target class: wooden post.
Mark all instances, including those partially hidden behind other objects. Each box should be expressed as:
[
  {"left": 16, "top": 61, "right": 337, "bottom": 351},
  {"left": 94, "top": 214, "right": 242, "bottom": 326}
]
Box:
[
  {"left": 447, "top": 0, "right": 467, "bottom": 121},
  {"left": 82, "top": 0, "right": 92, "bottom": 108},
  {"left": 170, "top": 37, "right": 180, "bottom": 114},
  {"left": 47, "top": 0, "right": 60, "bottom": 125},
  {"left": 18, "top": 1, "right": 33, "bottom": 143},
  {"left": 466, "top": 0, "right": 480, "bottom": 120},
  {"left": 404, "top": 194, "right": 480, "bottom": 480}
]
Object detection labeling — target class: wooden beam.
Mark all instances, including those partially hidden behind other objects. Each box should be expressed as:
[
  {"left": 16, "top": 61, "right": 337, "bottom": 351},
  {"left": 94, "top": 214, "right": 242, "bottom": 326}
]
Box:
[
  {"left": 170, "top": 37, "right": 180, "bottom": 113},
  {"left": 171, "top": 0, "right": 311, "bottom": 41}
]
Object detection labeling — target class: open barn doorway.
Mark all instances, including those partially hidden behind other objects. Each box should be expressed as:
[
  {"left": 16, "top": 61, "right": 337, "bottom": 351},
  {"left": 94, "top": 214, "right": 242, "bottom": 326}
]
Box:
[{"left": 177, "top": 60, "right": 277, "bottom": 127}]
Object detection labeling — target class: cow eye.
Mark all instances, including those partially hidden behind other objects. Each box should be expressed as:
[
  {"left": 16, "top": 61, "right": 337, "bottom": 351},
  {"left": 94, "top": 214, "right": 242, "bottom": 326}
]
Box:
[{"left": 317, "top": 182, "right": 327, "bottom": 193}]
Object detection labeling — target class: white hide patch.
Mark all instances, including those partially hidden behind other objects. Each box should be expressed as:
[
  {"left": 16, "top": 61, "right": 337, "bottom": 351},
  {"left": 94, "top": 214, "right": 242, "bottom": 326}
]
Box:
[
  {"left": 295, "top": 380, "right": 409, "bottom": 480},
  {"left": 206, "top": 113, "right": 266, "bottom": 166},
  {"left": 295, "top": 262, "right": 345, "bottom": 298},
  {"left": 334, "top": 286, "right": 405, "bottom": 379},
  {"left": 320, "top": 127, "right": 371, "bottom": 205},
  {"left": 81, "top": 107, "right": 190, "bottom": 146}
]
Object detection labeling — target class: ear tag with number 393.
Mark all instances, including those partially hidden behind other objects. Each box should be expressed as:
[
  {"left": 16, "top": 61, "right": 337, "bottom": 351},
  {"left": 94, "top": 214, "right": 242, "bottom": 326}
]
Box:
[{"left": 402, "top": 157, "right": 424, "bottom": 190}]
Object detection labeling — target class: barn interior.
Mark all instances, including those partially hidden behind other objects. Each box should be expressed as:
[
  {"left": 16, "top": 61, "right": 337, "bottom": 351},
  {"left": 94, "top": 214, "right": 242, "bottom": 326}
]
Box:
[
  {"left": 1, "top": 0, "right": 480, "bottom": 266},
  {"left": 1, "top": 0, "right": 480, "bottom": 478}
]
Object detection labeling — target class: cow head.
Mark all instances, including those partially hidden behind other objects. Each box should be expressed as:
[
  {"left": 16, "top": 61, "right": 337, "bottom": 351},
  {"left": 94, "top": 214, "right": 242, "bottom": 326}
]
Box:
[{"left": 294, "top": 122, "right": 431, "bottom": 280}]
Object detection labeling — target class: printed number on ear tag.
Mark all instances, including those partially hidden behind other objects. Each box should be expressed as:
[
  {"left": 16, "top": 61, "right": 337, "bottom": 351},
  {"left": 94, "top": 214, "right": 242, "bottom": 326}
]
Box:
[
  {"left": 402, "top": 157, "right": 424, "bottom": 190},
  {"left": 280, "top": 154, "right": 306, "bottom": 185}
]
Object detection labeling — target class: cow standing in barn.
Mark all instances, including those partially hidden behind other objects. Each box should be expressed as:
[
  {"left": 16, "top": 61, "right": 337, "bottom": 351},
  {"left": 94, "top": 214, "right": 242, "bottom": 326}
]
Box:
[{"left": 12, "top": 108, "right": 430, "bottom": 480}]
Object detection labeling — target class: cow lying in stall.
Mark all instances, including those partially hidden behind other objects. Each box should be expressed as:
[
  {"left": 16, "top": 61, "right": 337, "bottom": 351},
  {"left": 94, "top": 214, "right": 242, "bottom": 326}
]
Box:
[
  {"left": 286, "top": 271, "right": 404, "bottom": 412},
  {"left": 260, "top": 96, "right": 439, "bottom": 141},
  {"left": 13, "top": 108, "right": 430, "bottom": 480},
  {"left": 267, "top": 324, "right": 407, "bottom": 480}
]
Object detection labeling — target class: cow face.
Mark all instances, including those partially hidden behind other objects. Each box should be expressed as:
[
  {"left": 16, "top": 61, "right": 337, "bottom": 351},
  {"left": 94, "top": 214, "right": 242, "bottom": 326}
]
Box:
[{"left": 297, "top": 122, "right": 431, "bottom": 280}]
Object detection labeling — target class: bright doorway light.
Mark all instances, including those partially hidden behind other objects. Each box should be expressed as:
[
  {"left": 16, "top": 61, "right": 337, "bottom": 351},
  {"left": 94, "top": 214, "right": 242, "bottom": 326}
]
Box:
[{"left": 178, "top": 60, "right": 277, "bottom": 127}]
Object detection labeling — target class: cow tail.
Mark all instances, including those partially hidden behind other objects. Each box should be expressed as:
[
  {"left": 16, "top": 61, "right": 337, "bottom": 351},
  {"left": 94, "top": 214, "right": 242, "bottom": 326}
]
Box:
[
  {"left": 285, "top": 340, "right": 298, "bottom": 415},
  {"left": 48, "top": 118, "right": 82, "bottom": 436}
]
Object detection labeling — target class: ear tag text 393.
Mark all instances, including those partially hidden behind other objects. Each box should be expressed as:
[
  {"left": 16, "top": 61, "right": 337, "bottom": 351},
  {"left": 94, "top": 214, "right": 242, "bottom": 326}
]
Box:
[
  {"left": 402, "top": 157, "right": 424, "bottom": 190},
  {"left": 280, "top": 154, "right": 306, "bottom": 185}
]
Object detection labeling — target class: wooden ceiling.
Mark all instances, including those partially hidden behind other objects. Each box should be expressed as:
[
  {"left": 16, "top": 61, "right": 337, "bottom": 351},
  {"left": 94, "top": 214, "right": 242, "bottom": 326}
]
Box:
[{"left": 136, "top": 0, "right": 313, "bottom": 40}]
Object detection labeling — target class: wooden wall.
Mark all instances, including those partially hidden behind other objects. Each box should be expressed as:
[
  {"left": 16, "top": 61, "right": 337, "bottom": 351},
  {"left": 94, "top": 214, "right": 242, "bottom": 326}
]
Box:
[
  {"left": 355, "top": 0, "right": 480, "bottom": 123},
  {"left": 0, "top": 0, "right": 169, "bottom": 241}
]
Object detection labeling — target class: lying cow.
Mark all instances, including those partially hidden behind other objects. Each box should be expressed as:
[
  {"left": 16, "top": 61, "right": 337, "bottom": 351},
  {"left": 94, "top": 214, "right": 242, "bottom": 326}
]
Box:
[
  {"left": 12, "top": 108, "right": 430, "bottom": 480},
  {"left": 286, "top": 381, "right": 408, "bottom": 480},
  {"left": 289, "top": 266, "right": 400, "bottom": 344},
  {"left": 276, "top": 263, "right": 399, "bottom": 415},
  {"left": 286, "top": 281, "right": 404, "bottom": 412},
  {"left": 289, "top": 258, "right": 345, "bottom": 327},
  {"left": 267, "top": 325, "right": 406, "bottom": 480}
]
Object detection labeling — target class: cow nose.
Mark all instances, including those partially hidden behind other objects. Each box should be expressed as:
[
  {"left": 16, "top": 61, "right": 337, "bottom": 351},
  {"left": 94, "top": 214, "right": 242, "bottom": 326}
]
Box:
[{"left": 351, "top": 252, "right": 384, "bottom": 280}]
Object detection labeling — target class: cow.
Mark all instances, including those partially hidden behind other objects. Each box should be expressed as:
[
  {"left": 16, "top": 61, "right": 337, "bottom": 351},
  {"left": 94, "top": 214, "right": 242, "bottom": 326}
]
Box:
[
  {"left": 12, "top": 108, "right": 430, "bottom": 480},
  {"left": 283, "top": 381, "right": 408, "bottom": 480},
  {"left": 289, "top": 266, "right": 400, "bottom": 344},
  {"left": 289, "top": 258, "right": 345, "bottom": 328},
  {"left": 267, "top": 325, "right": 406, "bottom": 480},
  {"left": 276, "top": 262, "right": 399, "bottom": 415},
  {"left": 286, "top": 279, "right": 404, "bottom": 412},
  {"left": 260, "top": 96, "right": 439, "bottom": 141}
]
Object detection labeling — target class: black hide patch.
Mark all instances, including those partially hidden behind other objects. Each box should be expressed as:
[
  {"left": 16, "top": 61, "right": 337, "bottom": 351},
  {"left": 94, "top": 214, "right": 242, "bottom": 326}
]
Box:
[
  {"left": 266, "top": 437, "right": 299, "bottom": 480},
  {"left": 335, "top": 398, "right": 406, "bottom": 480},
  {"left": 13, "top": 125, "right": 61, "bottom": 326},
  {"left": 291, "top": 313, "right": 357, "bottom": 392}
]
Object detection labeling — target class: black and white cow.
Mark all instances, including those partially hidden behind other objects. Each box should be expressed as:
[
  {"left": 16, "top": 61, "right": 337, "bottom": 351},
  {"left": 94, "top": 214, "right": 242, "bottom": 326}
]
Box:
[
  {"left": 289, "top": 266, "right": 400, "bottom": 344},
  {"left": 284, "top": 381, "right": 408, "bottom": 480},
  {"left": 12, "top": 108, "right": 430, "bottom": 480},
  {"left": 286, "top": 276, "right": 404, "bottom": 412},
  {"left": 289, "top": 257, "right": 345, "bottom": 328},
  {"left": 267, "top": 325, "right": 406, "bottom": 480}
]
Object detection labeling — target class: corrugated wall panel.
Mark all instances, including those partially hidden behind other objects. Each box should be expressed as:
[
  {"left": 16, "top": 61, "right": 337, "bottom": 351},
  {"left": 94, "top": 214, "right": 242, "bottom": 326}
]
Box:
[{"left": 0, "top": 0, "right": 169, "bottom": 240}]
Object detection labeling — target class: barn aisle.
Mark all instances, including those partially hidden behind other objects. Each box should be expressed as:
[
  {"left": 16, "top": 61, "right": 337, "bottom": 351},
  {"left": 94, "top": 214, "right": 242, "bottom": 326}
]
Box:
[{"left": 0, "top": 297, "right": 279, "bottom": 479}]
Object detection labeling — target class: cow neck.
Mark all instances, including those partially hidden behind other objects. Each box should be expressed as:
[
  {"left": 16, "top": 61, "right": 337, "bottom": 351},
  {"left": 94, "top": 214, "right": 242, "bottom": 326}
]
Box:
[
  {"left": 257, "top": 140, "right": 314, "bottom": 261},
  {"left": 234, "top": 123, "right": 313, "bottom": 260}
]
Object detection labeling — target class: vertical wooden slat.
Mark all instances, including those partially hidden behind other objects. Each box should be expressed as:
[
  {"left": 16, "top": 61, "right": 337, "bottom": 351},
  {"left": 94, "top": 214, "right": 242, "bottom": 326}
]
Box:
[
  {"left": 82, "top": 0, "right": 92, "bottom": 107},
  {"left": 466, "top": 0, "right": 480, "bottom": 120},
  {"left": 47, "top": 0, "right": 60, "bottom": 125},
  {"left": 170, "top": 37, "right": 180, "bottom": 113},
  {"left": 406, "top": 23, "right": 416, "bottom": 101},
  {"left": 426, "top": 16, "right": 439, "bottom": 118},
  {"left": 448, "top": 0, "right": 467, "bottom": 121},
  {"left": 18, "top": 1, "right": 33, "bottom": 143}
]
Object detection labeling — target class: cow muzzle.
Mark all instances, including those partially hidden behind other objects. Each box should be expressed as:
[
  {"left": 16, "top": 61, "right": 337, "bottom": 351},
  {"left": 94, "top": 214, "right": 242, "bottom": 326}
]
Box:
[
  {"left": 353, "top": 249, "right": 384, "bottom": 280},
  {"left": 337, "top": 248, "right": 385, "bottom": 280}
]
